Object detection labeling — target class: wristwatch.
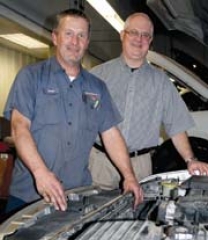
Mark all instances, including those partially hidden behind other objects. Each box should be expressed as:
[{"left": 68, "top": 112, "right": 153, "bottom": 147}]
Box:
[{"left": 185, "top": 156, "right": 198, "bottom": 164}]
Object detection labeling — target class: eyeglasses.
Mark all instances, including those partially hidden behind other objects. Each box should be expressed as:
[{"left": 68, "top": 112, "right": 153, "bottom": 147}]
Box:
[{"left": 124, "top": 29, "right": 152, "bottom": 41}]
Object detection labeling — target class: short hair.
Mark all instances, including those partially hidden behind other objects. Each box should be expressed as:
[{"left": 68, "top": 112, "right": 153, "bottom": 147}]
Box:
[
  {"left": 124, "top": 12, "right": 154, "bottom": 36},
  {"left": 52, "top": 8, "right": 91, "bottom": 33}
]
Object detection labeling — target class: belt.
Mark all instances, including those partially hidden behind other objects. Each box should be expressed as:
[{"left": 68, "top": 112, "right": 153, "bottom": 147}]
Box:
[
  {"left": 94, "top": 143, "right": 157, "bottom": 158},
  {"left": 129, "top": 147, "right": 157, "bottom": 158}
]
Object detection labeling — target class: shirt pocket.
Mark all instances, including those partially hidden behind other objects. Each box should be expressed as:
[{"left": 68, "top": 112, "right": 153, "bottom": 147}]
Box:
[
  {"left": 84, "top": 102, "right": 100, "bottom": 133},
  {"left": 82, "top": 91, "right": 100, "bottom": 132},
  {"left": 34, "top": 88, "right": 62, "bottom": 125},
  {"left": 78, "top": 103, "right": 99, "bottom": 153}
]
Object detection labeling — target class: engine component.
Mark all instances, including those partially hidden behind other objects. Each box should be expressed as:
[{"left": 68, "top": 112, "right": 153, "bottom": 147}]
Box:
[{"left": 1, "top": 170, "right": 208, "bottom": 239}]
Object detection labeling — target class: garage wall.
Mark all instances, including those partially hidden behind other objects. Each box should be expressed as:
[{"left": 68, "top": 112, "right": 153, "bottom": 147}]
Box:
[
  {"left": 0, "top": 45, "right": 38, "bottom": 116},
  {"left": 83, "top": 52, "right": 102, "bottom": 69}
]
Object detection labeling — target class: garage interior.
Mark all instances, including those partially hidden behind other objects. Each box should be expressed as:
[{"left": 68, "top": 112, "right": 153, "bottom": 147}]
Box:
[{"left": 0, "top": 0, "right": 208, "bottom": 225}]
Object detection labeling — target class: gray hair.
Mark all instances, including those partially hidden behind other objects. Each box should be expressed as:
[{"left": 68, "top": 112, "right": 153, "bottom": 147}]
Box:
[{"left": 124, "top": 12, "right": 154, "bottom": 36}]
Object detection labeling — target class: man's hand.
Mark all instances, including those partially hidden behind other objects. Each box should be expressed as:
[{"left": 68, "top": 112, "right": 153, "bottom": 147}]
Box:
[
  {"left": 187, "top": 160, "right": 208, "bottom": 176},
  {"left": 123, "top": 177, "right": 144, "bottom": 209},
  {"left": 101, "top": 127, "right": 144, "bottom": 208},
  {"left": 34, "top": 168, "right": 67, "bottom": 211},
  {"left": 11, "top": 109, "right": 67, "bottom": 211}
]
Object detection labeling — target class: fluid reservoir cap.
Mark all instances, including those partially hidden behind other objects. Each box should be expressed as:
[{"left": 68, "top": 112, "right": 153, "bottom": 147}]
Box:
[{"left": 161, "top": 181, "right": 178, "bottom": 197}]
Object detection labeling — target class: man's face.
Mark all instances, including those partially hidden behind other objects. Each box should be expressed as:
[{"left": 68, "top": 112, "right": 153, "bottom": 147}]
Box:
[
  {"left": 52, "top": 16, "right": 90, "bottom": 65},
  {"left": 120, "top": 15, "right": 153, "bottom": 63}
]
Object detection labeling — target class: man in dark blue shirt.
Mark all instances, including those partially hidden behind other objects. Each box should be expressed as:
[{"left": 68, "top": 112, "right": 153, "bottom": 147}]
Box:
[{"left": 4, "top": 9, "right": 143, "bottom": 213}]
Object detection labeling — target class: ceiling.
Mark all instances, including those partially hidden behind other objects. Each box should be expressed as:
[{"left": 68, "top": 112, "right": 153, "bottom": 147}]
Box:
[
  {"left": 0, "top": 0, "right": 127, "bottom": 61},
  {"left": 0, "top": 0, "right": 155, "bottom": 61}
]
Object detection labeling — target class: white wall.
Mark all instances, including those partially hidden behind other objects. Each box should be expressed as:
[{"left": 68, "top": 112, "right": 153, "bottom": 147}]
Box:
[{"left": 0, "top": 45, "right": 38, "bottom": 115}]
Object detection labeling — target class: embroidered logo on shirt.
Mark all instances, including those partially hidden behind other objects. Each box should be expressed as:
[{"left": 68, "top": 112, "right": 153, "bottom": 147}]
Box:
[{"left": 82, "top": 92, "right": 100, "bottom": 109}]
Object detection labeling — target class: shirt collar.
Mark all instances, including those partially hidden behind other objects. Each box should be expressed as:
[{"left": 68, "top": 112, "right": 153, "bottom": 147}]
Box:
[
  {"left": 50, "top": 56, "right": 64, "bottom": 73},
  {"left": 118, "top": 55, "right": 149, "bottom": 72},
  {"left": 50, "top": 56, "right": 86, "bottom": 83}
]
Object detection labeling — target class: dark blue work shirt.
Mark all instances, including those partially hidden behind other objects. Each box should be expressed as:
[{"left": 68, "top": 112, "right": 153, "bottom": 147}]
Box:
[{"left": 4, "top": 57, "right": 122, "bottom": 202}]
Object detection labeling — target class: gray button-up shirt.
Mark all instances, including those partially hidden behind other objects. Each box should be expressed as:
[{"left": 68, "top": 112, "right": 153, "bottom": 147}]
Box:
[
  {"left": 4, "top": 57, "right": 122, "bottom": 202},
  {"left": 90, "top": 56, "right": 195, "bottom": 152}
]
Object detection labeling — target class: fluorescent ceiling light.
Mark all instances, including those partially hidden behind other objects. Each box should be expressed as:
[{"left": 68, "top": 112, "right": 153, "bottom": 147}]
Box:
[
  {"left": 86, "top": 0, "right": 124, "bottom": 32},
  {"left": 0, "top": 33, "right": 49, "bottom": 49}
]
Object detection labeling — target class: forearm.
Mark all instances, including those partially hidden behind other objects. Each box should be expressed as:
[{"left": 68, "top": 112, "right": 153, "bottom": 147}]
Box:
[
  {"left": 101, "top": 127, "right": 143, "bottom": 206},
  {"left": 13, "top": 127, "right": 48, "bottom": 176},
  {"left": 11, "top": 109, "right": 48, "bottom": 177},
  {"left": 101, "top": 127, "right": 136, "bottom": 181},
  {"left": 171, "top": 132, "right": 194, "bottom": 162},
  {"left": 11, "top": 109, "right": 67, "bottom": 210}
]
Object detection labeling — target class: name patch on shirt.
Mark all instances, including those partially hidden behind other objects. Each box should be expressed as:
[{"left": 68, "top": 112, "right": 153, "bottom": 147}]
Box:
[{"left": 43, "top": 88, "right": 59, "bottom": 95}]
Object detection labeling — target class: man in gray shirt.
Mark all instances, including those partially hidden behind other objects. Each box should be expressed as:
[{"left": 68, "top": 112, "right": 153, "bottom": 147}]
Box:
[{"left": 89, "top": 12, "right": 208, "bottom": 190}]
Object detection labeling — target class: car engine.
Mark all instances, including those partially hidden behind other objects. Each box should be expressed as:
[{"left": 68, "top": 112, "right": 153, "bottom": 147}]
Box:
[{"left": 1, "top": 170, "right": 208, "bottom": 240}]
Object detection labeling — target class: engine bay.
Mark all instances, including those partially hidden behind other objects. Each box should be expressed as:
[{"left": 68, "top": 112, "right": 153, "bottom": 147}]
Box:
[{"left": 1, "top": 170, "right": 208, "bottom": 239}]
